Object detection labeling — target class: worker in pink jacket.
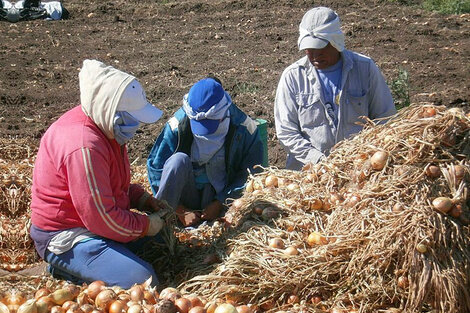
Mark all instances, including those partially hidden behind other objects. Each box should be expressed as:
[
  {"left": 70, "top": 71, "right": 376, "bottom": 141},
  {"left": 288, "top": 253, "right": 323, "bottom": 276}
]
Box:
[{"left": 29, "top": 59, "right": 167, "bottom": 288}]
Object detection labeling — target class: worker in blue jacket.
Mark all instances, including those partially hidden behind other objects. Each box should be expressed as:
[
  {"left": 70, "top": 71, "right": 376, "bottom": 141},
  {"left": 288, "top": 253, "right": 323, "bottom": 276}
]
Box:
[{"left": 147, "top": 77, "right": 264, "bottom": 227}]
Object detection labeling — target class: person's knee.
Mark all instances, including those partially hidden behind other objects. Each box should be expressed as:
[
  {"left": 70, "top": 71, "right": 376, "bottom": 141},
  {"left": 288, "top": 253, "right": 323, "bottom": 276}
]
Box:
[
  {"left": 115, "top": 263, "right": 158, "bottom": 289},
  {"left": 165, "top": 152, "right": 191, "bottom": 171}
]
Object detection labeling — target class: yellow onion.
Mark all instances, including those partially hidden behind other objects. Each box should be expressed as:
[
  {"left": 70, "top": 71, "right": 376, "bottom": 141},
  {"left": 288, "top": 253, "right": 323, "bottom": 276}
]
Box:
[
  {"left": 397, "top": 276, "right": 409, "bottom": 289},
  {"left": 449, "top": 204, "right": 463, "bottom": 218},
  {"left": 214, "top": 304, "right": 237, "bottom": 313},
  {"left": 51, "top": 290, "right": 74, "bottom": 306},
  {"left": 416, "top": 243, "right": 427, "bottom": 253},
  {"left": 425, "top": 165, "right": 441, "bottom": 178},
  {"left": 34, "top": 289, "right": 51, "bottom": 301},
  {"left": 86, "top": 281, "right": 106, "bottom": 300},
  {"left": 432, "top": 197, "right": 453, "bottom": 213},
  {"left": 422, "top": 106, "right": 437, "bottom": 117},
  {"left": 95, "top": 289, "right": 117, "bottom": 312},
  {"left": 158, "top": 288, "right": 181, "bottom": 302},
  {"left": 175, "top": 298, "right": 192, "bottom": 313},
  {"left": 264, "top": 175, "right": 278, "bottom": 188},
  {"left": 268, "top": 238, "right": 285, "bottom": 249},
  {"left": 127, "top": 304, "right": 142, "bottom": 313},
  {"left": 309, "top": 198, "right": 323, "bottom": 211},
  {"left": 50, "top": 306, "right": 65, "bottom": 313},
  {"left": 188, "top": 307, "right": 206, "bottom": 313},
  {"left": 79, "top": 305, "right": 94, "bottom": 313},
  {"left": 286, "top": 295, "right": 299, "bottom": 304},
  {"left": 109, "top": 300, "right": 127, "bottom": 313},
  {"left": 370, "top": 151, "right": 389, "bottom": 170},
  {"left": 143, "top": 291, "right": 156, "bottom": 305},
  {"left": 452, "top": 164, "right": 466, "bottom": 182},
  {"left": 17, "top": 300, "right": 37, "bottom": 313},
  {"left": 76, "top": 293, "right": 91, "bottom": 306},
  {"left": 36, "top": 296, "right": 54, "bottom": 313},
  {"left": 155, "top": 299, "right": 176, "bottom": 313},
  {"left": 235, "top": 305, "right": 252, "bottom": 313},
  {"left": 62, "top": 301, "right": 78, "bottom": 311},
  {"left": 63, "top": 284, "right": 81, "bottom": 299},
  {"left": 129, "top": 285, "right": 144, "bottom": 302},
  {"left": 307, "top": 232, "right": 328, "bottom": 246},
  {"left": 283, "top": 246, "right": 298, "bottom": 256},
  {"left": 186, "top": 296, "right": 203, "bottom": 309},
  {"left": 205, "top": 302, "right": 218, "bottom": 313},
  {"left": 0, "top": 302, "right": 10, "bottom": 313}
]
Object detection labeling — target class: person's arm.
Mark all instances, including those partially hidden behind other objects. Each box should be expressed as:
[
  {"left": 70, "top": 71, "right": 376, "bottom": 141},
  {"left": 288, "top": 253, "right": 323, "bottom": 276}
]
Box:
[
  {"left": 65, "top": 148, "right": 149, "bottom": 242},
  {"left": 274, "top": 70, "right": 325, "bottom": 166},
  {"left": 367, "top": 61, "right": 397, "bottom": 121}
]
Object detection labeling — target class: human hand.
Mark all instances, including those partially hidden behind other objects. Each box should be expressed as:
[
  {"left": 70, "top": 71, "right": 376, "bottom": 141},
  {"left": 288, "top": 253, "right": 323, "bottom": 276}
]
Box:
[
  {"left": 144, "top": 196, "right": 172, "bottom": 214},
  {"left": 175, "top": 205, "right": 201, "bottom": 227},
  {"left": 146, "top": 213, "right": 164, "bottom": 236},
  {"left": 201, "top": 200, "right": 223, "bottom": 221}
]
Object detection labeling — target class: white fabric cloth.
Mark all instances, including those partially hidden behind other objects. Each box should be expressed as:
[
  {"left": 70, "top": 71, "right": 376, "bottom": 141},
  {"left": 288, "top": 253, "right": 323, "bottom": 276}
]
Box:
[
  {"left": 190, "top": 114, "right": 230, "bottom": 165},
  {"left": 48, "top": 227, "right": 95, "bottom": 255},
  {"left": 79, "top": 59, "right": 136, "bottom": 140},
  {"left": 182, "top": 92, "right": 231, "bottom": 122},
  {"left": 298, "top": 16, "right": 345, "bottom": 52}
]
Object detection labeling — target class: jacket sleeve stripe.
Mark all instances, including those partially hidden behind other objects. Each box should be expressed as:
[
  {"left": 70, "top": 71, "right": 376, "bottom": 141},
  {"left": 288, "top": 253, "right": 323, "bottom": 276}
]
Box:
[{"left": 81, "top": 147, "right": 141, "bottom": 237}]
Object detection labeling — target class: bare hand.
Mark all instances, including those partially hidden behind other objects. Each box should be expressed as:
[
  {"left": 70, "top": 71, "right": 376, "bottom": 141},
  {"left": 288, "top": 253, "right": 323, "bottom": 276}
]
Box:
[
  {"left": 201, "top": 200, "right": 223, "bottom": 221},
  {"left": 144, "top": 196, "right": 172, "bottom": 213},
  {"left": 176, "top": 205, "right": 201, "bottom": 227}
]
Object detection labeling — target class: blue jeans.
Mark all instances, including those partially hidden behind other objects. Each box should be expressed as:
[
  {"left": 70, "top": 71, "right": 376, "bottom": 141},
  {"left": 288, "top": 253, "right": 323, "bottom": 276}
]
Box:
[
  {"left": 45, "top": 236, "right": 159, "bottom": 289},
  {"left": 156, "top": 152, "right": 215, "bottom": 210}
]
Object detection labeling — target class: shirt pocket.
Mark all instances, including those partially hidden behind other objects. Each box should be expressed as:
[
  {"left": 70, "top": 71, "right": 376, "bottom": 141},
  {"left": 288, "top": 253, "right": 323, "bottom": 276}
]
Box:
[
  {"left": 297, "top": 93, "right": 325, "bottom": 128},
  {"left": 345, "top": 91, "right": 369, "bottom": 124}
]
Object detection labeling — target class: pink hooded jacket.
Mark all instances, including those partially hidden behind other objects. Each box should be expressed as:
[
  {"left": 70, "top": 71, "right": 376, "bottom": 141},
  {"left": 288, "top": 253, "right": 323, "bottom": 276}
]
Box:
[{"left": 30, "top": 60, "right": 150, "bottom": 242}]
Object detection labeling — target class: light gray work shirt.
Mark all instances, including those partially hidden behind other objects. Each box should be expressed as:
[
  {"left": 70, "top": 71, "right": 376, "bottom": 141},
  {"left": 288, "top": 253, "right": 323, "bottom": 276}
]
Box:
[{"left": 274, "top": 50, "right": 396, "bottom": 170}]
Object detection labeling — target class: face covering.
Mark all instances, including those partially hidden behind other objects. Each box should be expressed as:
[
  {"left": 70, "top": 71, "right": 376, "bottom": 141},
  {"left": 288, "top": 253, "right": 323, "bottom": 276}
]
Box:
[
  {"left": 113, "top": 111, "right": 141, "bottom": 145},
  {"left": 191, "top": 114, "right": 230, "bottom": 165}
]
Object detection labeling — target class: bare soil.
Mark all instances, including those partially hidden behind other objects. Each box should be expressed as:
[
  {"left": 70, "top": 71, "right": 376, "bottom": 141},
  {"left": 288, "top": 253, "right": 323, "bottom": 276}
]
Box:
[{"left": 0, "top": 0, "right": 469, "bottom": 282}]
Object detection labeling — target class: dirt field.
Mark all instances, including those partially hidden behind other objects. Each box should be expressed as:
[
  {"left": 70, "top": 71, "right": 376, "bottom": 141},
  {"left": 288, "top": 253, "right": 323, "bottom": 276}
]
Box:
[{"left": 0, "top": 0, "right": 469, "bottom": 285}]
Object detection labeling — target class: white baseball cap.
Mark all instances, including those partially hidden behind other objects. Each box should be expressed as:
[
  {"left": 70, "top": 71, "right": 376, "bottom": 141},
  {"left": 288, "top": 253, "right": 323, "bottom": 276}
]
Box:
[
  {"left": 298, "top": 7, "right": 339, "bottom": 50},
  {"left": 117, "top": 79, "right": 163, "bottom": 123}
]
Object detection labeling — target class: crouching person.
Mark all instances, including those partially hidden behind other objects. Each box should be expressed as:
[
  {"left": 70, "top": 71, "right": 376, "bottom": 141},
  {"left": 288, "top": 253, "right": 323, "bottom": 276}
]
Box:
[
  {"left": 29, "top": 59, "right": 168, "bottom": 288},
  {"left": 147, "top": 77, "right": 264, "bottom": 227}
]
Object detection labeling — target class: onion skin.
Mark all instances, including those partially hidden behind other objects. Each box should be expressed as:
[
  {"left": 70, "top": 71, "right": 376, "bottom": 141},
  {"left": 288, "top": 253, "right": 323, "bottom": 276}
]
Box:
[
  {"left": 283, "top": 246, "right": 299, "bottom": 256},
  {"left": 425, "top": 165, "right": 441, "bottom": 178},
  {"left": 188, "top": 308, "right": 206, "bottom": 313},
  {"left": 87, "top": 281, "right": 106, "bottom": 300},
  {"left": 432, "top": 197, "right": 453, "bottom": 213},
  {"left": 95, "top": 290, "right": 117, "bottom": 312},
  {"left": 370, "top": 151, "right": 389, "bottom": 171},
  {"left": 214, "top": 304, "right": 237, "bottom": 313},
  {"left": 264, "top": 175, "right": 278, "bottom": 188},
  {"left": 175, "top": 298, "right": 192, "bottom": 313},
  {"left": 307, "top": 232, "right": 328, "bottom": 246},
  {"left": 268, "top": 238, "right": 285, "bottom": 249},
  {"left": 235, "top": 305, "right": 252, "bottom": 313},
  {"left": 416, "top": 243, "right": 427, "bottom": 253},
  {"left": 51, "top": 290, "right": 74, "bottom": 306},
  {"left": 17, "top": 299, "right": 38, "bottom": 313}
]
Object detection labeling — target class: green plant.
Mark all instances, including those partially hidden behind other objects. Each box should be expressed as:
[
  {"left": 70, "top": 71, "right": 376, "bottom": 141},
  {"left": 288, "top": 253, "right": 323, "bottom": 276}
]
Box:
[
  {"left": 233, "top": 82, "right": 259, "bottom": 94},
  {"left": 389, "top": 68, "right": 411, "bottom": 110},
  {"left": 422, "top": 0, "right": 470, "bottom": 14}
]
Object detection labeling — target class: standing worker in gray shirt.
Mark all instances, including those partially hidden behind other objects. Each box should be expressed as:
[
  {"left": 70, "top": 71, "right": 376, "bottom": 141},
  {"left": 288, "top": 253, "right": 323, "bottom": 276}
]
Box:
[{"left": 274, "top": 7, "right": 396, "bottom": 170}]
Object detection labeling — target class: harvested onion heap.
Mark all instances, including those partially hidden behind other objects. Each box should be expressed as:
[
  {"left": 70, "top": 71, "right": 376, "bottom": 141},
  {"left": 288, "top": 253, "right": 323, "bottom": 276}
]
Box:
[
  {"left": 0, "top": 279, "right": 257, "bottom": 313},
  {"left": 180, "top": 105, "right": 470, "bottom": 313}
]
